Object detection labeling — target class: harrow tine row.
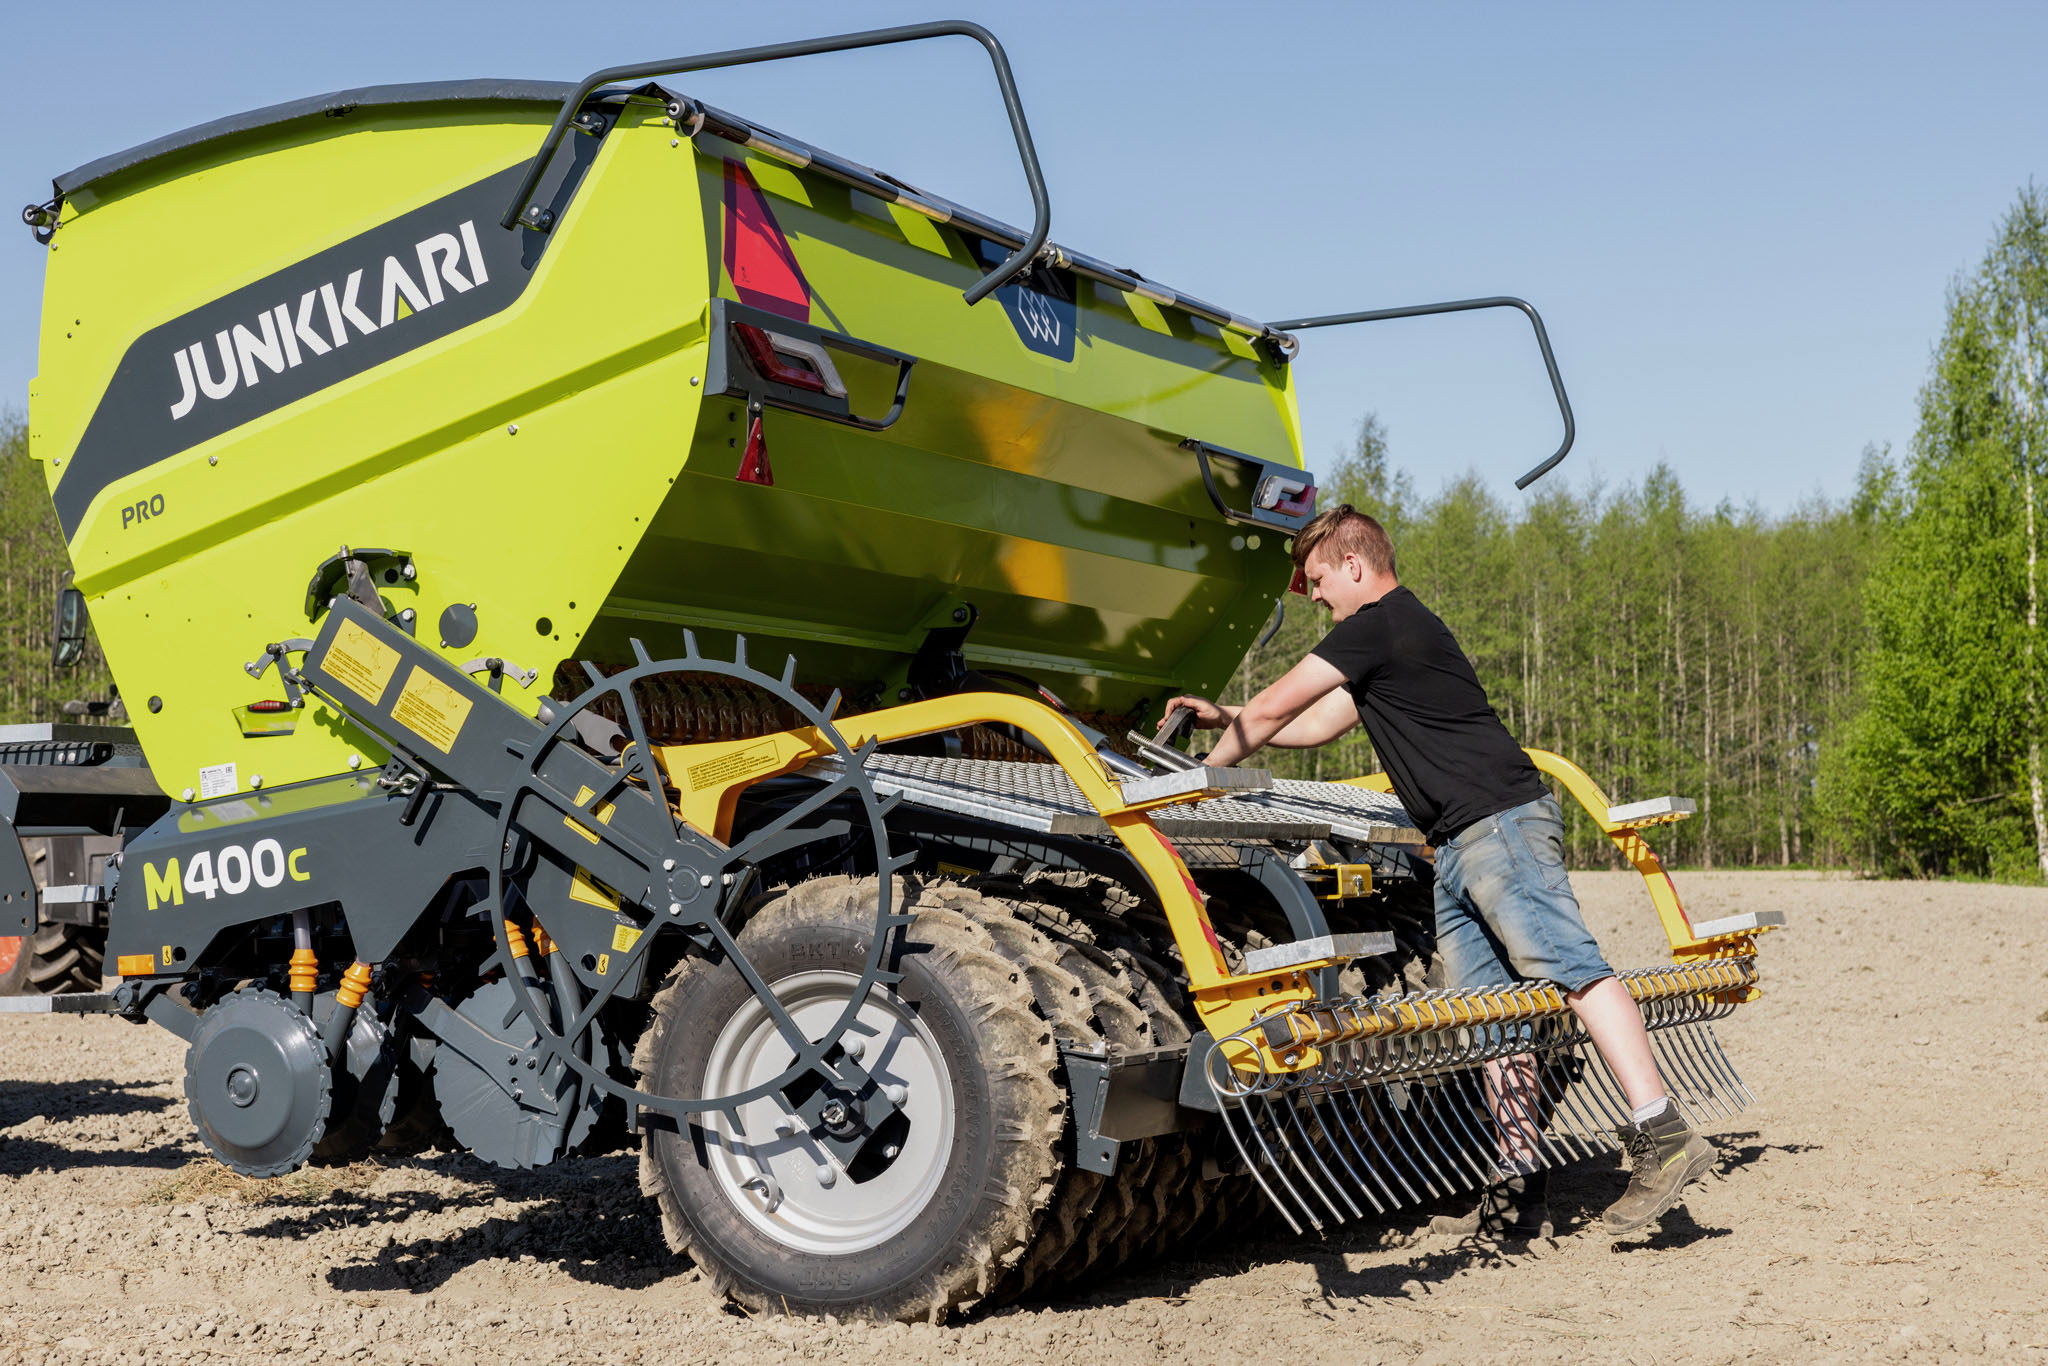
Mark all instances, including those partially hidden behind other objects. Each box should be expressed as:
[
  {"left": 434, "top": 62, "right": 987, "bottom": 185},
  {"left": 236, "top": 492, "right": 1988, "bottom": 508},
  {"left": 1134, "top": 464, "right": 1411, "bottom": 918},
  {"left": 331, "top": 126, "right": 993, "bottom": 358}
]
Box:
[{"left": 1204, "top": 962, "right": 1756, "bottom": 1233}]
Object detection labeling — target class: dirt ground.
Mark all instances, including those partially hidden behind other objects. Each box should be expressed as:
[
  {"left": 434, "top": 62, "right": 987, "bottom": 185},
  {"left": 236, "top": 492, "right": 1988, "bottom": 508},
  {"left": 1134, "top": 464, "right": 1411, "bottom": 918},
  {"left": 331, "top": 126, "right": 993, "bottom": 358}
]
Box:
[{"left": 2, "top": 870, "right": 2045, "bottom": 1365}]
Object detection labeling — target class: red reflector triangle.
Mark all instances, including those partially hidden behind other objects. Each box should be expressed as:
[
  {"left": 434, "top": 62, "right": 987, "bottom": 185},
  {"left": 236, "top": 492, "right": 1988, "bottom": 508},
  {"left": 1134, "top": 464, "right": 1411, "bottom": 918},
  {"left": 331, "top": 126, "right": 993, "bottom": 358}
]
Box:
[
  {"left": 723, "top": 162, "right": 811, "bottom": 323},
  {"left": 736, "top": 414, "right": 774, "bottom": 485}
]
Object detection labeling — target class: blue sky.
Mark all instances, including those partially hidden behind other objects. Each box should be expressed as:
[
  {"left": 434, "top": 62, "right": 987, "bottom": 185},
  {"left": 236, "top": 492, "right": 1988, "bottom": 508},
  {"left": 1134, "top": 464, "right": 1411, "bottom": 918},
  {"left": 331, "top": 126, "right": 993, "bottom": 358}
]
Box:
[{"left": 5, "top": 1, "right": 2044, "bottom": 512}]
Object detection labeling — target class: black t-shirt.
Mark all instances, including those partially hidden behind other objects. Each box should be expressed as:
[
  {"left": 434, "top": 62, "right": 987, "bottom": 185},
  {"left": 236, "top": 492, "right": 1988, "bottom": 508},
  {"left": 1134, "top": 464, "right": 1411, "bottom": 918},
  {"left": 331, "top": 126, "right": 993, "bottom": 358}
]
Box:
[{"left": 1310, "top": 585, "right": 1547, "bottom": 844}]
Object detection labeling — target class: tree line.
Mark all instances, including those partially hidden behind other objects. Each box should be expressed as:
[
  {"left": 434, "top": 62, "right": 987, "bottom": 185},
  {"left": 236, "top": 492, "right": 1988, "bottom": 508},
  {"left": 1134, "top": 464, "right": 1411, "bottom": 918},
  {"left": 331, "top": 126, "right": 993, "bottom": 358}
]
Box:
[
  {"left": 2, "top": 188, "right": 2043, "bottom": 879},
  {"left": 0, "top": 413, "right": 114, "bottom": 724}
]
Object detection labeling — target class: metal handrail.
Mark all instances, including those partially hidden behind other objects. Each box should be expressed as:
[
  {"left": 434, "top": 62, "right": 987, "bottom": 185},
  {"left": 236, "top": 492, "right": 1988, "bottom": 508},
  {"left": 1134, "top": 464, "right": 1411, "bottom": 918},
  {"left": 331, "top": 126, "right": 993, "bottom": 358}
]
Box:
[
  {"left": 501, "top": 20, "right": 1048, "bottom": 306},
  {"left": 1270, "top": 296, "right": 1577, "bottom": 489}
]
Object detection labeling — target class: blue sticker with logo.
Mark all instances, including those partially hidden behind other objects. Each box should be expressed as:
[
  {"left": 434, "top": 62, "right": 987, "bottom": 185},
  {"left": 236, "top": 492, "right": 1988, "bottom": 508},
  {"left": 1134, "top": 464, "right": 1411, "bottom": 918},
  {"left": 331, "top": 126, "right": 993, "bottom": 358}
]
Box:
[{"left": 974, "top": 240, "right": 1076, "bottom": 362}]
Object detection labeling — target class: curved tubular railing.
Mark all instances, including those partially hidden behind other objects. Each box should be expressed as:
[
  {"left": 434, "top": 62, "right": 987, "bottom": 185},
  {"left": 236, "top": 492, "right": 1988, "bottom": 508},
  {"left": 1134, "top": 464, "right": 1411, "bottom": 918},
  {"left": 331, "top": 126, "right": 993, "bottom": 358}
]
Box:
[
  {"left": 502, "top": 20, "right": 1049, "bottom": 306},
  {"left": 1270, "top": 296, "right": 1576, "bottom": 489}
]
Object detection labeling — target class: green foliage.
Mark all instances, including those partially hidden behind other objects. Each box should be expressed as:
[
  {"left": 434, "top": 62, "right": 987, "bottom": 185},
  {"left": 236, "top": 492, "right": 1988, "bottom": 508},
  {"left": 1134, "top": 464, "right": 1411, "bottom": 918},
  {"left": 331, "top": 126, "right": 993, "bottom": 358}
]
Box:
[
  {"left": 1818, "top": 186, "right": 2048, "bottom": 879},
  {"left": 0, "top": 410, "right": 115, "bottom": 723}
]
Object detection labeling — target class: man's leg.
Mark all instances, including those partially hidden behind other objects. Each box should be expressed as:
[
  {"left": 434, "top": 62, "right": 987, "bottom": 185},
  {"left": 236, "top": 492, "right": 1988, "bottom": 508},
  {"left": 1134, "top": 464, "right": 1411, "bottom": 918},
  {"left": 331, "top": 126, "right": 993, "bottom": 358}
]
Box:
[
  {"left": 1566, "top": 976, "right": 1665, "bottom": 1111},
  {"left": 1483, "top": 797, "right": 1717, "bottom": 1234},
  {"left": 1427, "top": 830, "right": 1552, "bottom": 1239}
]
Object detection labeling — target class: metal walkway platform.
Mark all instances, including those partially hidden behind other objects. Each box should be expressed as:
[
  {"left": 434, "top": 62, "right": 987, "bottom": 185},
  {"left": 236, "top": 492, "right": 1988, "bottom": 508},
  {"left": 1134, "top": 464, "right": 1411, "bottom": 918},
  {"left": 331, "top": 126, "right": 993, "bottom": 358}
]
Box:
[{"left": 807, "top": 755, "right": 1423, "bottom": 845}]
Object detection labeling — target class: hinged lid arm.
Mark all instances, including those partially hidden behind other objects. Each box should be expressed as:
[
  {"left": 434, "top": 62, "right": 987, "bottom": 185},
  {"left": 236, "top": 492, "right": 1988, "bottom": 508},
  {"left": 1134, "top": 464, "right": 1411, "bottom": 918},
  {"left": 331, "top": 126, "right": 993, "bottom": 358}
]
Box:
[
  {"left": 502, "top": 20, "right": 1049, "bottom": 306},
  {"left": 1271, "top": 296, "right": 1576, "bottom": 489}
]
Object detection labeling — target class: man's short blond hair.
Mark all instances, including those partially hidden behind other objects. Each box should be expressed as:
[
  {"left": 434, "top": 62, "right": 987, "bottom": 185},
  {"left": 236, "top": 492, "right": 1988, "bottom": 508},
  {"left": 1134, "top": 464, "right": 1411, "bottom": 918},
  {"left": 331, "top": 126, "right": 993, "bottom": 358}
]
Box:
[{"left": 1292, "top": 504, "right": 1396, "bottom": 577}]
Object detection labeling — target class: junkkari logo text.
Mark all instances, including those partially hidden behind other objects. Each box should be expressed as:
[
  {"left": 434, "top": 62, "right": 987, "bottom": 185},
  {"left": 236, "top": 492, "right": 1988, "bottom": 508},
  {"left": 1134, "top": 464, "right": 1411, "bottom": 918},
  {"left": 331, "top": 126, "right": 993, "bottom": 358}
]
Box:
[{"left": 167, "top": 221, "right": 492, "bottom": 420}]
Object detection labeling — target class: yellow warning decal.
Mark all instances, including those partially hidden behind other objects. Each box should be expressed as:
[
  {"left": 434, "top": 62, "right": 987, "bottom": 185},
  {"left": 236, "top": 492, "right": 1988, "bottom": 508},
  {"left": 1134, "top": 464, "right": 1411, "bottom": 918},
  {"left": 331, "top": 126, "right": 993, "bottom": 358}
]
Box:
[
  {"left": 324, "top": 618, "right": 401, "bottom": 704},
  {"left": 116, "top": 953, "right": 157, "bottom": 977},
  {"left": 564, "top": 785, "right": 616, "bottom": 845},
  {"left": 569, "top": 867, "right": 618, "bottom": 909},
  {"left": 685, "top": 740, "right": 782, "bottom": 793},
  {"left": 611, "top": 924, "right": 643, "bottom": 954},
  {"left": 594, "top": 952, "right": 611, "bottom": 976},
  {"left": 392, "top": 666, "right": 473, "bottom": 754}
]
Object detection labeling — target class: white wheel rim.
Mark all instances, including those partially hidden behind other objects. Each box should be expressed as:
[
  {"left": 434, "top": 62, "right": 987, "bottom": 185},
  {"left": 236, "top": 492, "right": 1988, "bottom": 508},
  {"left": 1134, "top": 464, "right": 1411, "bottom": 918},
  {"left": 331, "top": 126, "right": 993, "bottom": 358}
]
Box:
[{"left": 700, "top": 969, "right": 955, "bottom": 1255}]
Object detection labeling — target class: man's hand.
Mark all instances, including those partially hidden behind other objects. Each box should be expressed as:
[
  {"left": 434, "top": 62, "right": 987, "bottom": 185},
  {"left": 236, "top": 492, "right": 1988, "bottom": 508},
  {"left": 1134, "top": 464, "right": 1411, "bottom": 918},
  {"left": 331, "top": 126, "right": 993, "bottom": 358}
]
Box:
[{"left": 1156, "top": 695, "right": 1233, "bottom": 739}]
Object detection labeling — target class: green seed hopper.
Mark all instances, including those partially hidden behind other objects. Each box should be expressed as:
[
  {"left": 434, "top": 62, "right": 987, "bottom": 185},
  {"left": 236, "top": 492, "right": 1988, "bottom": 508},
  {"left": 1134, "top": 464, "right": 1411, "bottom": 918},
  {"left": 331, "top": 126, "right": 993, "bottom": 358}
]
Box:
[{"left": 30, "top": 34, "right": 1317, "bottom": 802}]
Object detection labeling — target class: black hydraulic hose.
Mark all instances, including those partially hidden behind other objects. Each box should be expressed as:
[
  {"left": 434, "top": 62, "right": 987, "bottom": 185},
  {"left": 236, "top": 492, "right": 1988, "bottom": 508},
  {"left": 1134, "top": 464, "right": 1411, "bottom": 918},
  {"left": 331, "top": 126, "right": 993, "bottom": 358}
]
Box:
[{"left": 503, "top": 20, "right": 1050, "bottom": 306}]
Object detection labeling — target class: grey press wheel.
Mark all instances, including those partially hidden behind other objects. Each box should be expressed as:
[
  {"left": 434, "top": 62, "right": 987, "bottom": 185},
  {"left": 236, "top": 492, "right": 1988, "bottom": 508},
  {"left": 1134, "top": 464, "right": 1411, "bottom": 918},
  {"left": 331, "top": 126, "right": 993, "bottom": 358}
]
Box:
[{"left": 636, "top": 876, "right": 1063, "bottom": 1321}]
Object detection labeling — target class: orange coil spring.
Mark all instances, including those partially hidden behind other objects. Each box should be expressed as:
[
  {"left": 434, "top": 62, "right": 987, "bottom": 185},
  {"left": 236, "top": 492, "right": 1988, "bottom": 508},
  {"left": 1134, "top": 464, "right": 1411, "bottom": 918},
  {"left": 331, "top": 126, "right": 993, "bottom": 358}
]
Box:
[
  {"left": 288, "top": 947, "right": 320, "bottom": 996},
  {"left": 334, "top": 960, "right": 375, "bottom": 1010},
  {"left": 503, "top": 920, "right": 531, "bottom": 959},
  {"left": 532, "top": 926, "right": 557, "bottom": 956}
]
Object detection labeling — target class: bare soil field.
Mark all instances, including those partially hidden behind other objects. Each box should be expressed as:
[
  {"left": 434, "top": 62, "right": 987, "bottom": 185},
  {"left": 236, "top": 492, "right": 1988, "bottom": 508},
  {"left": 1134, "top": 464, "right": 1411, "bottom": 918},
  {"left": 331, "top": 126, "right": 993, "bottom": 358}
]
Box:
[{"left": 3, "top": 870, "right": 2045, "bottom": 1365}]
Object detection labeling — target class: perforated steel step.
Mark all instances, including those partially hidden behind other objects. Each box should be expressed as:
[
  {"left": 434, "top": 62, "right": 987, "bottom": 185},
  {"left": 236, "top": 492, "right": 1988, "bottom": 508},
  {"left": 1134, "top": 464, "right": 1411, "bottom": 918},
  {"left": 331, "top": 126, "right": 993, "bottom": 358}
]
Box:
[{"left": 806, "top": 754, "right": 1424, "bottom": 845}]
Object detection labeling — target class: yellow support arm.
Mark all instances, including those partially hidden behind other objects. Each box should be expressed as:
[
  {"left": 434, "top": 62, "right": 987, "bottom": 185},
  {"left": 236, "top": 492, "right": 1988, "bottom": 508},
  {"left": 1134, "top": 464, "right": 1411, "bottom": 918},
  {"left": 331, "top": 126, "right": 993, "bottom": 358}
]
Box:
[{"left": 655, "top": 692, "right": 1341, "bottom": 1061}]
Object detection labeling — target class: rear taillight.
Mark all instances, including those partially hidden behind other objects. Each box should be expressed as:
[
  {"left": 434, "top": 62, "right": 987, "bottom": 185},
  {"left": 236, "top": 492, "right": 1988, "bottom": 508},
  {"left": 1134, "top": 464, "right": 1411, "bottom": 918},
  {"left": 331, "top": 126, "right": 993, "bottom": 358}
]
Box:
[
  {"left": 1256, "top": 474, "right": 1317, "bottom": 517},
  {"left": 1287, "top": 567, "right": 1308, "bottom": 596},
  {"left": 248, "top": 699, "right": 293, "bottom": 713},
  {"left": 734, "top": 322, "right": 827, "bottom": 393}
]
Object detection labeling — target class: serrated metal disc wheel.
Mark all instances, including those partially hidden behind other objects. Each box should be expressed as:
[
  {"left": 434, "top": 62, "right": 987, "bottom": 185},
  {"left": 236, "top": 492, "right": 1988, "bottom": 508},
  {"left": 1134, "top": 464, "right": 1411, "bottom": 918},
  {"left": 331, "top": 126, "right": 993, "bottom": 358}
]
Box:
[
  {"left": 485, "top": 636, "right": 905, "bottom": 1122},
  {"left": 184, "top": 988, "right": 330, "bottom": 1178}
]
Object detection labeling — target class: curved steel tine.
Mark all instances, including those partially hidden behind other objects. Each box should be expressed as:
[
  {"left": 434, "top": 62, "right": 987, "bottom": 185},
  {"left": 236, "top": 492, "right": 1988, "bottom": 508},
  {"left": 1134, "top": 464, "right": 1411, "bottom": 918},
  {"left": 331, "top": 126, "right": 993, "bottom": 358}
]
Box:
[
  {"left": 1213, "top": 1091, "right": 1306, "bottom": 1236},
  {"left": 1492, "top": 1026, "right": 1567, "bottom": 1169},
  {"left": 1426, "top": 994, "right": 1505, "bottom": 1182},
  {"left": 1540, "top": 1032, "right": 1605, "bottom": 1163},
  {"left": 1577, "top": 1042, "right": 1639, "bottom": 1134},
  {"left": 1367, "top": 1081, "right": 1444, "bottom": 1201},
  {"left": 1261, "top": 1093, "right": 1344, "bottom": 1225},
  {"left": 1681, "top": 1014, "right": 1745, "bottom": 1108},
  {"left": 1209, "top": 1035, "right": 1324, "bottom": 1233},
  {"left": 1652, "top": 1004, "right": 1729, "bottom": 1119},
  {"left": 1433, "top": 990, "right": 1500, "bottom": 1169},
  {"left": 1667, "top": 1017, "right": 1736, "bottom": 1117},
  {"left": 1384, "top": 1029, "right": 1460, "bottom": 1195},
  {"left": 1524, "top": 997, "right": 1600, "bottom": 1163},
  {"left": 1696, "top": 1019, "right": 1755, "bottom": 1107},
  {"left": 1315, "top": 1013, "right": 1397, "bottom": 1212},
  {"left": 1547, "top": 1038, "right": 1619, "bottom": 1153},
  {"left": 1300, "top": 1083, "right": 1379, "bottom": 1217},
  {"left": 1398, "top": 994, "right": 1475, "bottom": 1191},
  {"left": 1437, "top": 1066, "right": 1507, "bottom": 1183},
  {"left": 1282, "top": 1078, "right": 1364, "bottom": 1221},
  {"left": 1343, "top": 1082, "right": 1422, "bottom": 1207},
  {"left": 1320, "top": 1086, "right": 1400, "bottom": 1213}
]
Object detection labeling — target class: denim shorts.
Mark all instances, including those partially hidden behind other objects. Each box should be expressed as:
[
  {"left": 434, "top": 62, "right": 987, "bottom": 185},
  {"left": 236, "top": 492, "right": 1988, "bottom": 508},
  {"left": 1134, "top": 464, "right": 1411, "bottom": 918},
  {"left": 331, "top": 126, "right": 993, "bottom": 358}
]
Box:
[{"left": 1432, "top": 795, "right": 1615, "bottom": 994}]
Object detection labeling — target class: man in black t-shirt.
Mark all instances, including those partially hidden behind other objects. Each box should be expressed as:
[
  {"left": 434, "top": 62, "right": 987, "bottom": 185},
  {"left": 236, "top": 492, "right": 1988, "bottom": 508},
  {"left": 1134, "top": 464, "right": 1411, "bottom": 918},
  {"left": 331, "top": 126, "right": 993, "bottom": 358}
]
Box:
[{"left": 1160, "top": 503, "right": 1714, "bottom": 1239}]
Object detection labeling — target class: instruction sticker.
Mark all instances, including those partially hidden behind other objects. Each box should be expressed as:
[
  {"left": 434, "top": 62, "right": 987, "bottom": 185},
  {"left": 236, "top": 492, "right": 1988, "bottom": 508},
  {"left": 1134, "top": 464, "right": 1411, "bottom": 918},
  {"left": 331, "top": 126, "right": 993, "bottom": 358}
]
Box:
[
  {"left": 684, "top": 740, "right": 782, "bottom": 792},
  {"left": 392, "top": 666, "right": 473, "bottom": 754},
  {"left": 611, "top": 924, "right": 643, "bottom": 954},
  {"left": 323, "top": 619, "right": 400, "bottom": 704},
  {"left": 198, "top": 762, "right": 237, "bottom": 799},
  {"left": 563, "top": 785, "right": 616, "bottom": 844}
]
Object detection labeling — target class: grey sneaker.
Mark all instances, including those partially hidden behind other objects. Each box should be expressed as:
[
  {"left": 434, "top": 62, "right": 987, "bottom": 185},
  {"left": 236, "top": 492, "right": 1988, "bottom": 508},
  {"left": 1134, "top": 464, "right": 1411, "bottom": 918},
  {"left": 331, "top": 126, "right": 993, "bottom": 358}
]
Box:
[
  {"left": 1430, "top": 1171, "right": 1553, "bottom": 1240},
  {"left": 1603, "top": 1104, "right": 1716, "bottom": 1235}
]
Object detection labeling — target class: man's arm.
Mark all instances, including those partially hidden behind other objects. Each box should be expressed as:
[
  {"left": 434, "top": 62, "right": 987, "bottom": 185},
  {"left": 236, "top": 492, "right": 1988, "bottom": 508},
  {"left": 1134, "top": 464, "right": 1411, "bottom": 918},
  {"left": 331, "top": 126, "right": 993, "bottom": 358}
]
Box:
[{"left": 1202, "top": 654, "right": 1350, "bottom": 767}]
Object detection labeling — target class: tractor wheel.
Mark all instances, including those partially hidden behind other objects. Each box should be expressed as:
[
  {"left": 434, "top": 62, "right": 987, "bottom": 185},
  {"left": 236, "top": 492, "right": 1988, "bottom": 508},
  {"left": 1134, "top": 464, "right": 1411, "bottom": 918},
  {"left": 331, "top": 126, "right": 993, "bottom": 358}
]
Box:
[
  {"left": 637, "top": 875, "right": 1063, "bottom": 1321},
  {"left": 2, "top": 839, "right": 105, "bottom": 996},
  {"left": 0, "top": 918, "right": 105, "bottom": 996}
]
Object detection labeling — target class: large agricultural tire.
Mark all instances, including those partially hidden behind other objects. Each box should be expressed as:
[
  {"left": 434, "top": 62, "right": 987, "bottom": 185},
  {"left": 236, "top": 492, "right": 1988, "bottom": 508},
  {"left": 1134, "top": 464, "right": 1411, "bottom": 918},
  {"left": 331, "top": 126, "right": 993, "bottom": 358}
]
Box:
[
  {"left": 1, "top": 839, "right": 105, "bottom": 995},
  {"left": 636, "top": 875, "right": 1064, "bottom": 1321}
]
